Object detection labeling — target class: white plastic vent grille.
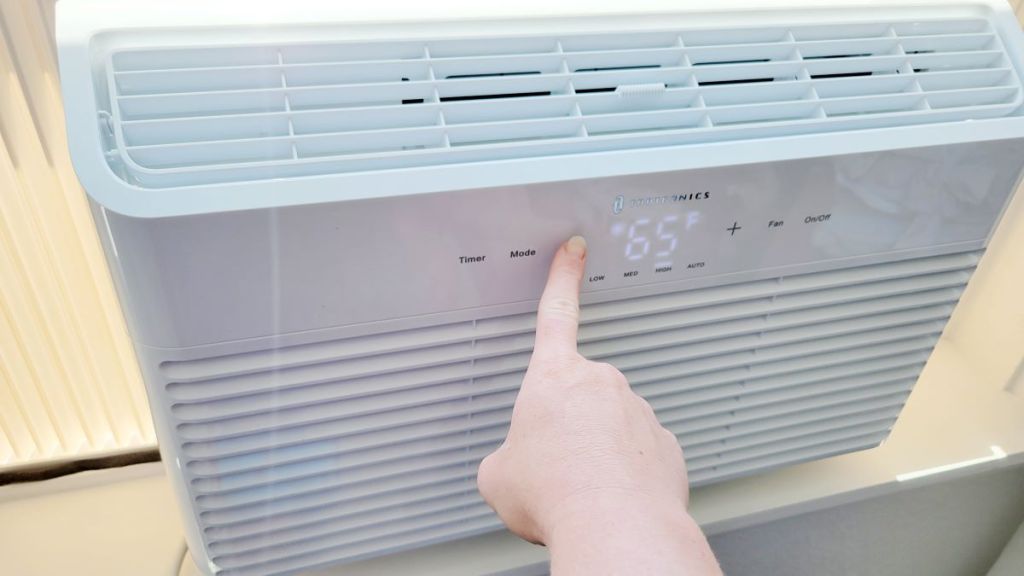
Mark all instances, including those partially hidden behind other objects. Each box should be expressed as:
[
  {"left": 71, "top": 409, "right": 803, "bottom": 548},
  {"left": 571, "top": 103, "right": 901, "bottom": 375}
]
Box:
[
  {"left": 102, "top": 19, "right": 1023, "bottom": 188},
  {"left": 157, "top": 250, "right": 980, "bottom": 575}
]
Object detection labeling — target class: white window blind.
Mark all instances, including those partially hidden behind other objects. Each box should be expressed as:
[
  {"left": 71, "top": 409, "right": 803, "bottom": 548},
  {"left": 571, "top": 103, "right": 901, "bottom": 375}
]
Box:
[{"left": 0, "top": 0, "right": 155, "bottom": 471}]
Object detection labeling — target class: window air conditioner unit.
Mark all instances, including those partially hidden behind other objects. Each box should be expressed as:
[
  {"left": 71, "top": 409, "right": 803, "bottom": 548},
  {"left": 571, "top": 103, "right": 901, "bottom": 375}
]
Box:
[{"left": 57, "top": 0, "right": 1024, "bottom": 574}]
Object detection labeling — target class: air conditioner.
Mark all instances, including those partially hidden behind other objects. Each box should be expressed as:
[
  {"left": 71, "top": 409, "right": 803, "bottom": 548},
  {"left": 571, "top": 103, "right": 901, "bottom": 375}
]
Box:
[{"left": 57, "top": 0, "right": 1024, "bottom": 574}]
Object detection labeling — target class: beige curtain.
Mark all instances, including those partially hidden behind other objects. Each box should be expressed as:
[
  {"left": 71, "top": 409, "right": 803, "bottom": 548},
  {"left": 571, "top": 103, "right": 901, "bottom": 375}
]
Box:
[{"left": 0, "top": 0, "right": 154, "bottom": 471}]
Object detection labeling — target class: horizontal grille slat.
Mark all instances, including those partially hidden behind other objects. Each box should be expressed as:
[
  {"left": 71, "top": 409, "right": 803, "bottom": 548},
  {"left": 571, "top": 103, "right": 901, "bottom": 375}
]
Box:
[
  {"left": 217, "top": 514, "right": 501, "bottom": 576},
  {"left": 176, "top": 330, "right": 942, "bottom": 504},
  {"left": 681, "top": 401, "right": 905, "bottom": 454},
  {"left": 110, "top": 49, "right": 1003, "bottom": 99},
  {"left": 168, "top": 285, "right": 960, "bottom": 421},
  {"left": 658, "top": 367, "right": 916, "bottom": 423},
  {"left": 203, "top": 477, "right": 479, "bottom": 539},
  {"left": 584, "top": 302, "right": 953, "bottom": 359},
  {"left": 174, "top": 313, "right": 947, "bottom": 441},
  {"left": 648, "top": 355, "right": 924, "bottom": 408},
  {"left": 107, "top": 28, "right": 994, "bottom": 76},
  {"left": 684, "top": 411, "right": 901, "bottom": 466},
  {"left": 665, "top": 382, "right": 913, "bottom": 439},
  {"left": 630, "top": 337, "right": 933, "bottom": 397},
  {"left": 190, "top": 438, "right": 500, "bottom": 496},
  {"left": 187, "top": 374, "right": 914, "bottom": 499},
  {"left": 197, "top": 464, "right": 477, "bottom": 525},
  {"left": 177, "top": 329, "right": 945, "bottom": 515},
  {"left": 210, "top": 507, "right": 495, "bottom": 568},
  {"left": 180, "top": 343, "right": 930, "bottom": 464},
  {"left": 183, "top": 352, "right": 925, "bottom": 476},
  {"left": 185, "top": 416, "right": 508, "bottom": 477},
  {"left": 161, "top": 250, "right": 976, "bottom": 388},
  {"left": 117, "top": 94, "right": 1017, "bottom": 186},
  {"left": 102, "top": 18, "right": 1023, "bottom": 187},
  {"left": 186, "top": 362, "right": 917, "bottom": 495},
  {"left": 205, "top": 430, "right": 888, "bottom": 569},
  {"left": 192, "top": 442, "right": 498, "bottom": 508},
  {"left": 200, "top": 400, "right": 907, "bottom": 551},
  {"left": 688, "top": 426, "right": 893, "bottom": 479},
  {"left": 174, "top": 319, "right": 943, "bottom": 444},
  {"left": 182, "top": 403, "right": 508, "bottom": 461},
  {"left": 151, "top": 246, "right": 982, "bottom": 570},
  {"left": 600, "top": 316, "right": 947, "bottom": 374},
  {"left": 115, "top": 65, "right": 1014, "bottom": 143},
  {"left": 208, "top": 493, "right": 487, "bottom": 556},
  {"left": 688, "top": 432, "right": 890, "bottom": 485}
]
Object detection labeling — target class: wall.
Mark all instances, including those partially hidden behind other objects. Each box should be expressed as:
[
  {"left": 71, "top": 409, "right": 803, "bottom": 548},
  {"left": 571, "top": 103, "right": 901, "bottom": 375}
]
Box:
[{"left": 709, "top": 464, "right": 1024, "bottom": 576}]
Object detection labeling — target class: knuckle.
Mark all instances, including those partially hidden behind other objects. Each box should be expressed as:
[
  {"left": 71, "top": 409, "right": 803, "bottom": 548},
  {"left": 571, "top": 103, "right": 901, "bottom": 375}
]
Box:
[
  {"left": 661, "top": 427, "right": 679, "bottom": 444},
  {"left": 476, "top": 452, "right": 502, "bottom": 499},
  {"left": 592, "top": 362, "right": 629, "bottom": 387},
  {"left": 528, "top": 355, "right": 580, "bottom": 382},
  {"left": 541, "top": 296, "right": 579, "bottom": 319}
]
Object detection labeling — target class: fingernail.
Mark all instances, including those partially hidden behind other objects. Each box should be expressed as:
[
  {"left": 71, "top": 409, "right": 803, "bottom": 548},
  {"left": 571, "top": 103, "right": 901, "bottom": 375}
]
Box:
[{"left": 566, "top": 235, "right": 587, "bottom": 259}]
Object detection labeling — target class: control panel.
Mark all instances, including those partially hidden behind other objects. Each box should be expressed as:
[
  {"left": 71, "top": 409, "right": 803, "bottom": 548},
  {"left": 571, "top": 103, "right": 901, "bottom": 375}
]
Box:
[
  {"left": 437, "top": 144, "right": 1017, "bottom": 301},
  {"left": 107, "top": 139, "right": 1024, "bottom": 346}
]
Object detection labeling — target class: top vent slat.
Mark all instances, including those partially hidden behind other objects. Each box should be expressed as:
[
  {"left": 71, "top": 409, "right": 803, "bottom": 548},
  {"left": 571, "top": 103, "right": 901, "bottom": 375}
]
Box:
[{"left": 103, "top": 17, "right": 1024, "bottom": 188}]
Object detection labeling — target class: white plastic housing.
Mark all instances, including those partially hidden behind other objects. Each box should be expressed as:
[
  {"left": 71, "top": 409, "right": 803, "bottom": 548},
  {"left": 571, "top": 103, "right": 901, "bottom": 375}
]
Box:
[{"left": 57, "top": 1, "right": 1024, "bottom": 575}]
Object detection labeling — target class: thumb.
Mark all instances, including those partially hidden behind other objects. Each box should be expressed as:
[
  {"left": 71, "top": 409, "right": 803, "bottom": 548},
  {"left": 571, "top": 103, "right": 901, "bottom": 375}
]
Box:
[{"left": 532, "top": 236, "right": 587, "bottom": 362}]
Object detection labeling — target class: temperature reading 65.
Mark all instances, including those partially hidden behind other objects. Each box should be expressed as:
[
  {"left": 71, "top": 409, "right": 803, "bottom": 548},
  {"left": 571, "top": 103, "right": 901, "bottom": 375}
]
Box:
[{"left": 612, "top": 215, "right": 682, "bottom": 263}]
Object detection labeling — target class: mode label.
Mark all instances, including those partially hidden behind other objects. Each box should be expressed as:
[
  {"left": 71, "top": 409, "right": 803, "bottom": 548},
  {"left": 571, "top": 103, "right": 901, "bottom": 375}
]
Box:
[{"left": 510, "top": 249, "right": 536, "bottom": 259}]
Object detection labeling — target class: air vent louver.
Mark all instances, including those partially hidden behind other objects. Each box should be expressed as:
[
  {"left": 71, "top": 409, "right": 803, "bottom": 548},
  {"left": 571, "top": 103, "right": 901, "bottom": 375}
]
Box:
[
  {"left": 104, "top": 18, "right": 1023, "bottom": 188},
  {"left": 158, "top": 250, "right": 980, "bottom": 575}
]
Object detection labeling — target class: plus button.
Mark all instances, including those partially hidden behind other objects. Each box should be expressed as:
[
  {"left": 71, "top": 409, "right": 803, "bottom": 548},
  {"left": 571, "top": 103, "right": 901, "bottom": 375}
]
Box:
[{"left": 727, "top": 222, "right": 742, "bottom": 236}]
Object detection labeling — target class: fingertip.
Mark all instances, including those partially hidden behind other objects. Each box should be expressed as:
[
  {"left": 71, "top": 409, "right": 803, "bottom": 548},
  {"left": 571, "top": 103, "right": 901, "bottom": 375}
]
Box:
[
  {"left": 565, "top": 235, "right": 587, "bottom": 260},
  {"left": 552, "top": 235, "right": 587, "bottom": 283}
]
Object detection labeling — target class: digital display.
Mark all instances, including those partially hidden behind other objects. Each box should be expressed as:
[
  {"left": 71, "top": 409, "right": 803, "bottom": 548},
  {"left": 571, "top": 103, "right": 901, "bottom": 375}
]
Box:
[{"left": 610, "top": 211, "right": 702, "bottom": 271}]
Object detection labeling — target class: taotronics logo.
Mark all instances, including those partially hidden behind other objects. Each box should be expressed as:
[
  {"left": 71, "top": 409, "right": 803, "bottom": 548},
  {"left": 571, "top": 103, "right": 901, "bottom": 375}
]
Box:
[
  {"left": 612, "top": 195, "right": 625, "bottom": 214},
  {"left": 671, "top": 191, "right": 711, "bottom": 202},
  {"left": 613, "top": 191, "right": 711, "bottom": 214}
]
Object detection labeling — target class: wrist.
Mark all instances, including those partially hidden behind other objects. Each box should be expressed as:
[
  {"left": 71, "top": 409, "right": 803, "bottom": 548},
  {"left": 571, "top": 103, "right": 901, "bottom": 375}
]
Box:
[
  {"left": 543, "top": 491, "right": 719, "bottom": 575},
  {"left": 546, "top": 492, "right": 688, "bottom": 568},
  {"left": 546, "top": 490, "right": 690, "bottom": 542}
]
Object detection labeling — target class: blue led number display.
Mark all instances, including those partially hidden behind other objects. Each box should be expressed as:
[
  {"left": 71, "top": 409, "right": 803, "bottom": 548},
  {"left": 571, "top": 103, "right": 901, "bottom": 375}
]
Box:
[
  {"left": 654, "top": 215, "right": 679, "bottom": 262},
  {"left": 613, "top": 214, "right": 684, "bottom": 269},
  {"left": 625, "top": 218, "right": 651, "bottom": 262}
]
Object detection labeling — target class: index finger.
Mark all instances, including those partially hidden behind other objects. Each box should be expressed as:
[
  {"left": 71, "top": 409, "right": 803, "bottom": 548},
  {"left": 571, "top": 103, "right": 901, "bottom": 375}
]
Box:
[{"left": 532, "top": 235, "right": 587, "bottom": 362}]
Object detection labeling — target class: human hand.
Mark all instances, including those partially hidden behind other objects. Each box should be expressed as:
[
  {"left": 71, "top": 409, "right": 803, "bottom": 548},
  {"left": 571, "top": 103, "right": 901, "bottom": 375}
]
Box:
[{"left": 477, "top": 236, "right": 721, "bottom": 575}]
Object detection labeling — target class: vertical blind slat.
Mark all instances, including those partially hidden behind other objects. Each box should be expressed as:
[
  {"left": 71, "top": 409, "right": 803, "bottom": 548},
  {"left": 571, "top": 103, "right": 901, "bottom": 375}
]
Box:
[{"left": 0, "top": 0, "right": 154, "bottom": 471}]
